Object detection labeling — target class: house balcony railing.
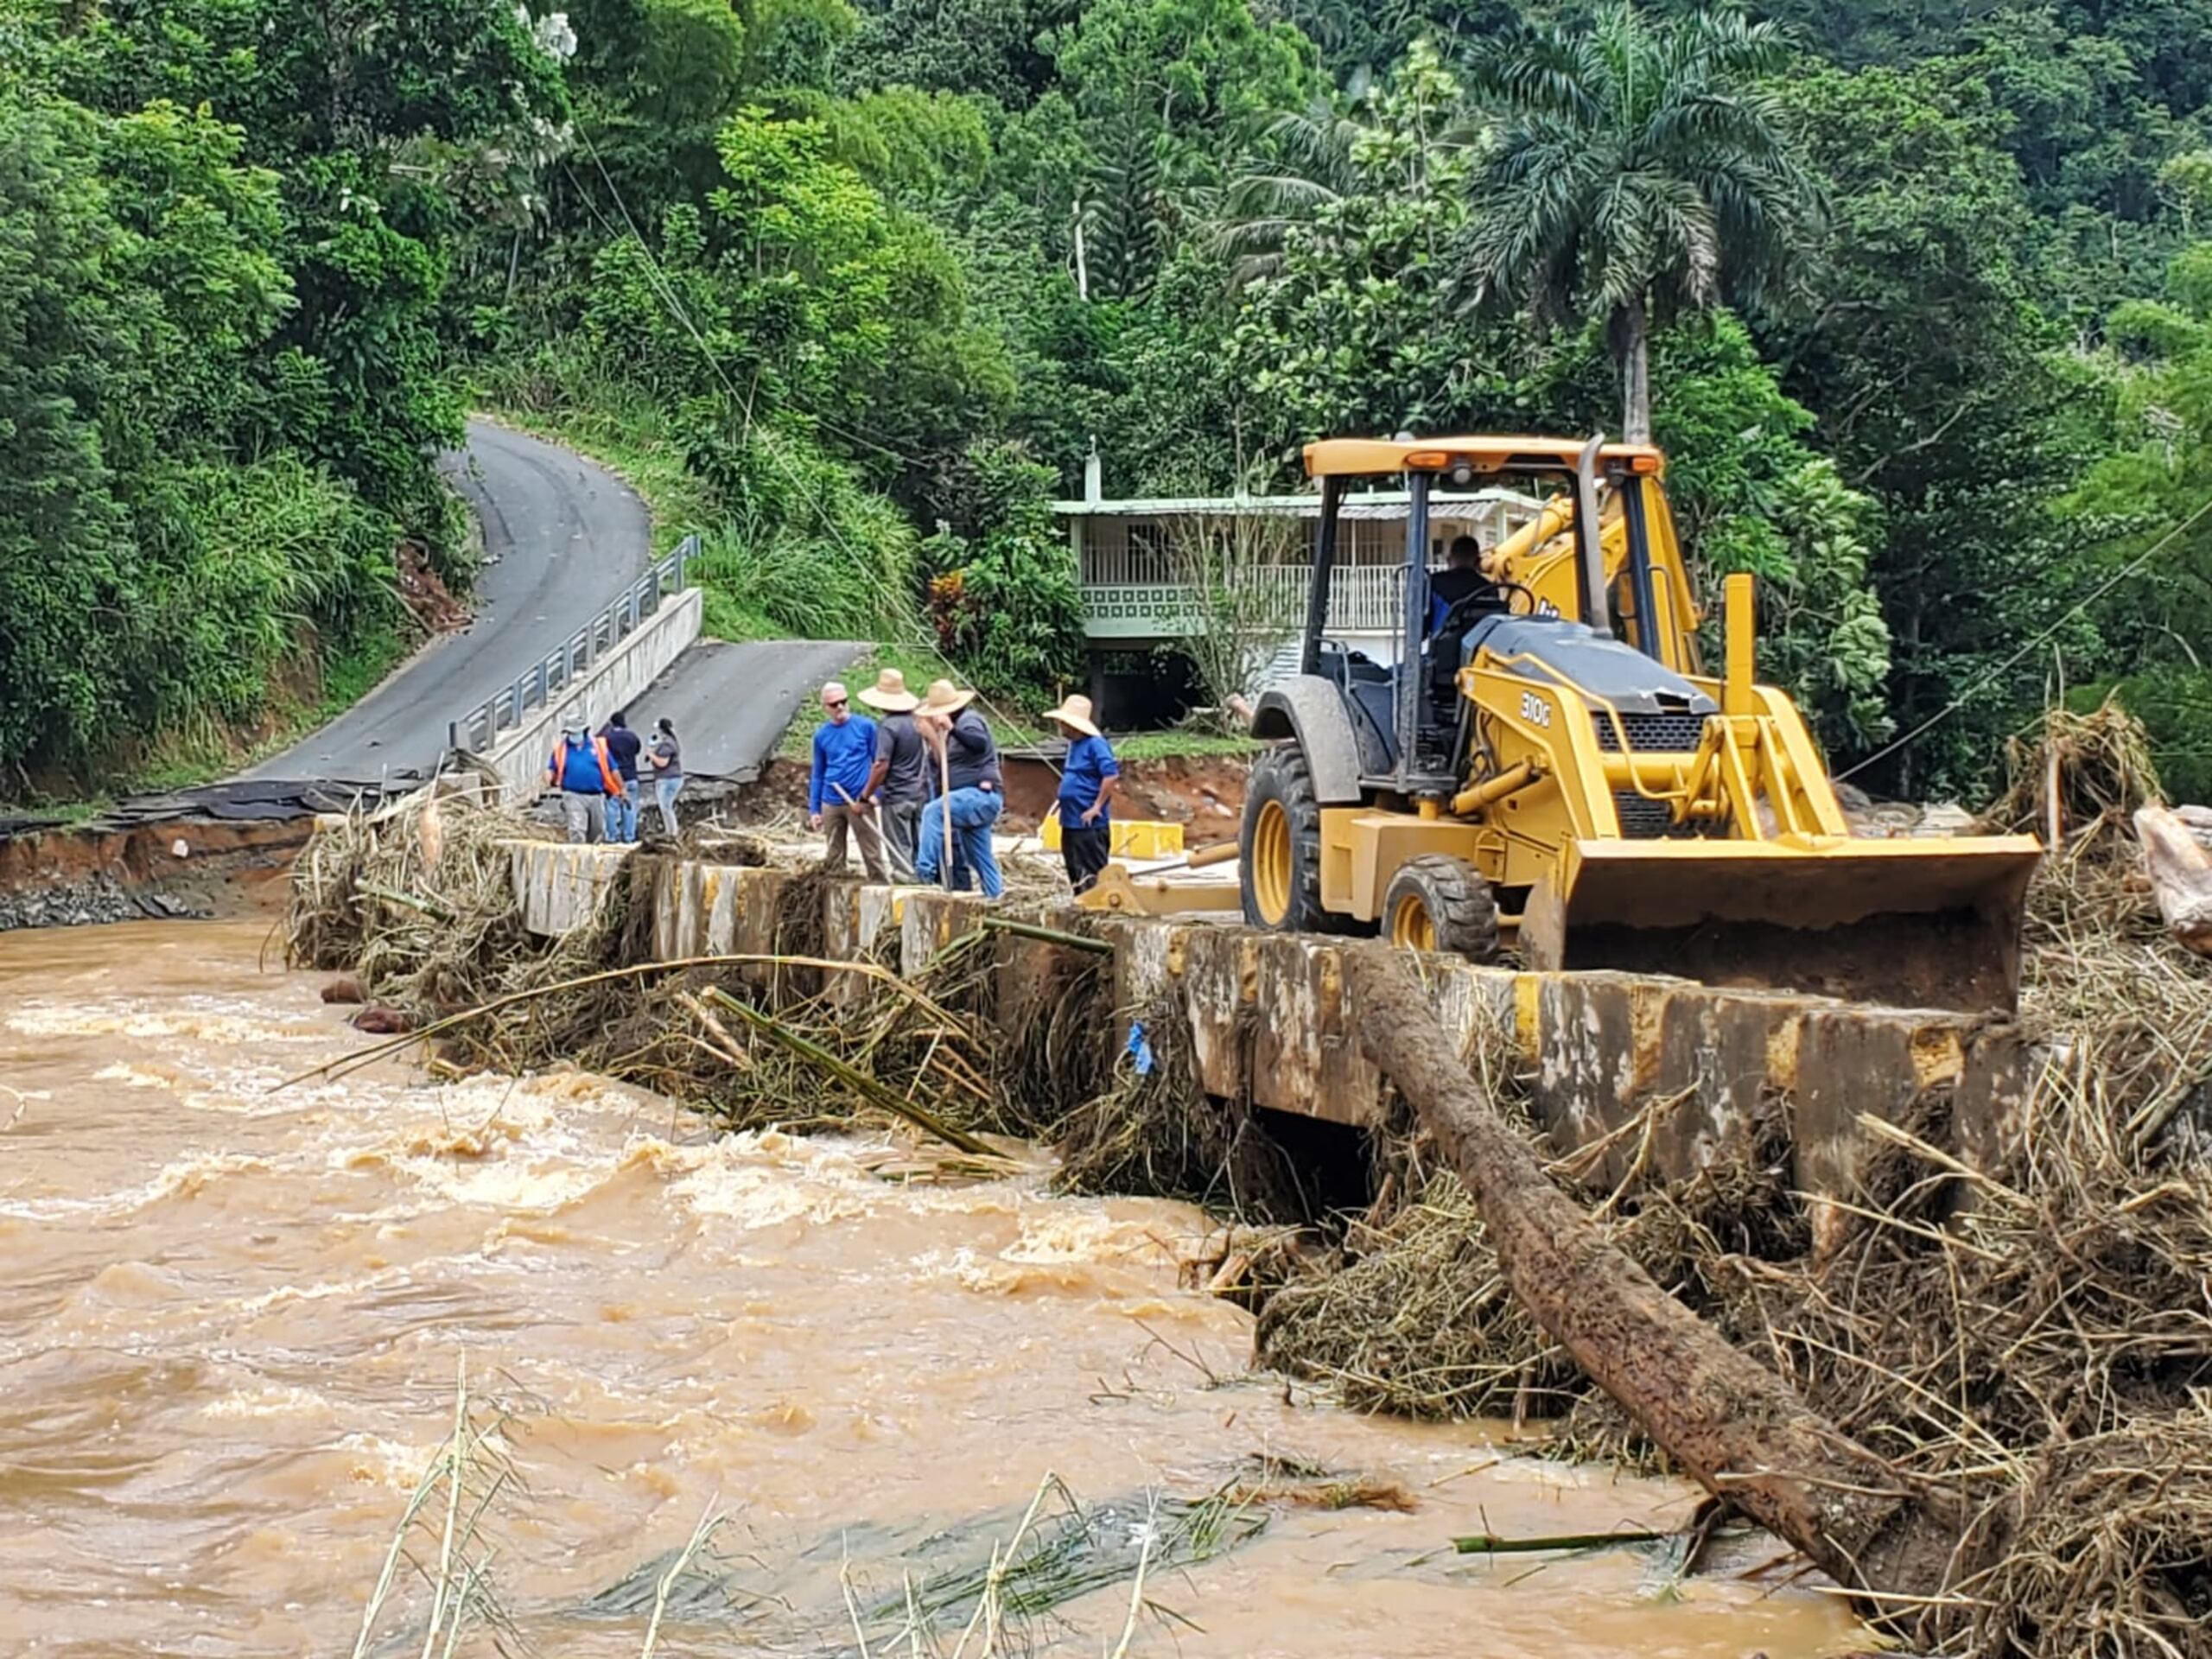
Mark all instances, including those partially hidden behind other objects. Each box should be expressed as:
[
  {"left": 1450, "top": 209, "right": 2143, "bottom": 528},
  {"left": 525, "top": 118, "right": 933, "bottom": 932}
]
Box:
[{"left": 1080, "top": 564, "right": 1405, "bottom": 640}]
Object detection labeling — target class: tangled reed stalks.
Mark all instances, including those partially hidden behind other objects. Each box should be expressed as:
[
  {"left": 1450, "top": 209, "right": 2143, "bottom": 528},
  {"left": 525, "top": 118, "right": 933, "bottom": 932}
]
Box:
[
  {"left": 286, "top": 789, "right": 562, "bottom": 1009},
  {"left": 284, "top": 795, "right": 1138, "bottom": 1164},
  {"left": 1053, "top": 993, "right": 1308, "bottom": 1212}
]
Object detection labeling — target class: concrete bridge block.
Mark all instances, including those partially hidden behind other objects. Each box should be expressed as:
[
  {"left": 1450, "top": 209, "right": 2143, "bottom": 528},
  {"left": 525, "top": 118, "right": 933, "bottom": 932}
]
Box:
[
  {"left": 1253, "top": 938, "right": 1382, "bottom": 1128},
  {"left": 1180, "top": 926, "right": 1259, "bottom": 1101},
  {"left": 1796, "top": 1005, "right": 1980, "bottom": 1259},
  {"left": 991, "top": 914, "right": 1101, "bottom": 1071},
  {"left": 728, "top": 866, "right": 789, "bottom": 989},
  {"left": 651, "top": 857, "right": 698, "bottom": 960},
  {"left": 855, "top": 885, "right": 904, "bottom": 958},
  {"left": 1111, "top": 919, "right": 1190, "bottom": 1015},
  {"left": 1651, "top": 987, "right": 1817, "bottom": 1179},
  {"left": 508, "top": 841, "right": 628, "bottom": 937},
  {"left": 1526, "top": 971, "right": 1673, "bottom": 1163},
  {"left": 1424, "top": 961, "right": 1521, "bottom": 1078},
  {"left": 817, "top": 882, "right": 908, "bottom": 1007},
  {"left": 700, "top": 863, "right": 741, "bottom": 956},
  {"left": 821, "top": 879, "right": 861, "bottom": 958},
  {"left": 1953, "top": 1029, "right": 2036, "bottom": 1195},
  {"left": 900, "top": 891, "right": 992, "bottom": 975}
]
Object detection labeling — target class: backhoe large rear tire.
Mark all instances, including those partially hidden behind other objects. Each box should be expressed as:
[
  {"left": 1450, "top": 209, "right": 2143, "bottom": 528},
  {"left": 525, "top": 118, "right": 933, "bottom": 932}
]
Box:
[
  {"left": 1242, "top": 742, "right": 1361, "bottom": 935},
  {"left": 1382, "top": 855, "right": 1500, "bottom": 961}
]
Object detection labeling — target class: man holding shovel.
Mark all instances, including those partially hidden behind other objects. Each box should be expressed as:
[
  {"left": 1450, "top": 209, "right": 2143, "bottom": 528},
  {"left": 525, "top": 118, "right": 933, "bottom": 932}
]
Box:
[
  {"left": 808, "top": 681, "right": 889, "bottom": 880},
  {"left": 858, "top": 668, "right": 926, "bottom": 880}
]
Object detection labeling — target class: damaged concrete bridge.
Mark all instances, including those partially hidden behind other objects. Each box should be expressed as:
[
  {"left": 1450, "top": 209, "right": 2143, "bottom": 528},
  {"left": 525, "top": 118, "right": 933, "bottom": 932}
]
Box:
[{"left": 509, "top": 840, "right": 2034, "bottom": 1253}]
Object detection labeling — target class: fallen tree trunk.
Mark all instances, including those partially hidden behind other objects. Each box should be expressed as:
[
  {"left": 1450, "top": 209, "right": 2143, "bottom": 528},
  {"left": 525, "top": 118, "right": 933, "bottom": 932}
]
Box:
[{"left": 1341, "top": 944, "right": 1958, "bottom": 1609}]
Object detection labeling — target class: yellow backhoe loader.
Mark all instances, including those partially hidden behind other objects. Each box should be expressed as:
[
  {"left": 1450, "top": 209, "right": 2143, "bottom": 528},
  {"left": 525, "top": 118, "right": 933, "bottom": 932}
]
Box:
[{"left": 1238, "top": 434, "right": 2041, "bottom": 1013}]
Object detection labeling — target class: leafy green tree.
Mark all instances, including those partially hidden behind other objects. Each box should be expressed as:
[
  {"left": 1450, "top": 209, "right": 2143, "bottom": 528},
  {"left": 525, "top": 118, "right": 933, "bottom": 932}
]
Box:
[
  {"left": 29, "top": 0, "right": 568, "bottom": 543},
  {"left": 2067, "top": 236, "right": 2212, "bottom": 797},
  {"left": 0, "top": 80, "right": 397, "bottom": 775},
  {"left": 915, "top": 442, "right": 1085, "bottom": 699},
  {"left": 562, "top": 0, "right": 753, "bottom": 220},
  {"left": 1277, "top": 0, "right": 1516, "bottom": 81},
  {"left": 1770, "top": 55, "right": 2099, "bottom": 795},
  {"left": 842, "top": 0, "right": 1068, "bottom": 106},
  {"left": 1222, "top": 43, "right": 1513, "bottom": 468},
  {"left": 1457, "top": 3, "right": 1814, "bottom": 442},
  {"left": 1039, "top": 0, "right": 1318, "bottom": 298}
]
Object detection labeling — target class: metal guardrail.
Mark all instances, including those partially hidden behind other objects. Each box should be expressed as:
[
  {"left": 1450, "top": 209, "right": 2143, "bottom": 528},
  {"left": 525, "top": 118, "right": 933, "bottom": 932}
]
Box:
[{"left": 448, "top": 535, "right": 699, "bottom": 755}]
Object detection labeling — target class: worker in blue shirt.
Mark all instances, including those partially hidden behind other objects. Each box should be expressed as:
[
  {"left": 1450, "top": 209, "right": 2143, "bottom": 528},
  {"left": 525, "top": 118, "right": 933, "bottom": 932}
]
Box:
[
  {"left": 808, "top": 680, "right": 888, "bottom": 880},
  {"left": 1045, "top": 693, "right": 1119, "bottom": 896}
]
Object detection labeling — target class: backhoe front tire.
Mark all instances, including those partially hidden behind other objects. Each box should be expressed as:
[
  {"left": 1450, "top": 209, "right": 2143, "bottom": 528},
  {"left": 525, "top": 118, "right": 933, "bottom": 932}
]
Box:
[
  {"left": 1242, "top": 742, "right": 1359, "bottom": 935},
  {"left": 1382, "top": 855, "right": 1500, "bottom": 961}
]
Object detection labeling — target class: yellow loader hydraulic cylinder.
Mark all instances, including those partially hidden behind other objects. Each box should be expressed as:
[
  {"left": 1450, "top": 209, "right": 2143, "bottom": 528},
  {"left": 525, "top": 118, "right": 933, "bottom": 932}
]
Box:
[{"left": 1723, "top": 571, "right": 1757, "bottom": 716}]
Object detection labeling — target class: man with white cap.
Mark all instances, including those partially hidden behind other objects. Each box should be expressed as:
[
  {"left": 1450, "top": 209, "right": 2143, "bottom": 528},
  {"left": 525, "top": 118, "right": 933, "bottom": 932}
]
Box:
[
  {"left": 543, "top": 709, "right": 625, "bottom": 843},
  {"left": 808, "top": 680, "right": 888, "bottom": 881},
  {"left": 857, "top": 667, "right": 925, "bottom": 880},
  {"left": 1045, "top": 692, "right": 1119, "bottom": 896}
]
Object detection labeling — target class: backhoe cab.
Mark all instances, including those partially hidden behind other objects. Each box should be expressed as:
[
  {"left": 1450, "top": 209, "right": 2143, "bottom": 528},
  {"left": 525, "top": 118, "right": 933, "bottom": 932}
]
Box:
[{"left": 1238, "top": 434, "right": 2042, "bottom": 1013}]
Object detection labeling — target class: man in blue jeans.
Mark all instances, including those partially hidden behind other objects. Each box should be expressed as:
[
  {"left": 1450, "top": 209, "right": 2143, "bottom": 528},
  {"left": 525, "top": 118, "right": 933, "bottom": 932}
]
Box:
[
  {"left": 911, "top": 678, "right": 1004, "bottom": 898},
  {"left": 598, "top": 709, "right": 644, "bottom": 841}
]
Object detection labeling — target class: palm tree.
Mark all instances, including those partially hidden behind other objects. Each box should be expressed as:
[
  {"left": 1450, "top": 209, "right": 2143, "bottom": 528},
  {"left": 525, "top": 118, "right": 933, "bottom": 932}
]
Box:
[
  {"left": 1210, "top": 43, "right": 1481, "bottom": 291},
  {"left": 1457, "top": 3, "right": 1813, "bottom": 442},
  {"left": 1207, "top": 92, "right": 1366, "bottom": 290}
]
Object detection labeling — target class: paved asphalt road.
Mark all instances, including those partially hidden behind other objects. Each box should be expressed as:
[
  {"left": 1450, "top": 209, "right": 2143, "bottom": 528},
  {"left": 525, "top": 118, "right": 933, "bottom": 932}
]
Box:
[
  {"left": 632, "top": 639, "right": 864, "bottom": 780},
  {"left": 248, "top": 420, "right": 652, "bottom": 785},
  {"left": 245, "top": 420, "right": 859, "bottom": 790}
]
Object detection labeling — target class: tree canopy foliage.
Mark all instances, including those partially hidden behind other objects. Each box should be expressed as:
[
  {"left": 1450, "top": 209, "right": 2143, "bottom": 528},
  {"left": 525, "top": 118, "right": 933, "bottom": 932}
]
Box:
[{"left": 5, "top": 0, "right": 2212, "bottom": 797}]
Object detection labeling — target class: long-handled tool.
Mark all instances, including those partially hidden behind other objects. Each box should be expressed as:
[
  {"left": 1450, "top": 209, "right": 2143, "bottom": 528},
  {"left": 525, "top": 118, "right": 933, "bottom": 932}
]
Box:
[
  {"left": 830, "top": 781, "right": 892, "bottom": 881},
  {"left": 1076, "top": 840, "right": 1243, "bottom": 915},
  {"left": 936, "top": 731, "right": 955, "bottom": 892}
]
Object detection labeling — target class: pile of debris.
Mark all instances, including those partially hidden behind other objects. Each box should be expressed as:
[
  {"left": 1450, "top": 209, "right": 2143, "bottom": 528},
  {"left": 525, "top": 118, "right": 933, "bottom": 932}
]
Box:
[
  {"left": 285, "top": 791, "right": 1126, "bottom": 1160},
  {"left": 286, "top": 704, "right": 2212, "bottom": 1655},
  {"left": 1253, "top": 700, "right": 2212, "bottom": 1656}
]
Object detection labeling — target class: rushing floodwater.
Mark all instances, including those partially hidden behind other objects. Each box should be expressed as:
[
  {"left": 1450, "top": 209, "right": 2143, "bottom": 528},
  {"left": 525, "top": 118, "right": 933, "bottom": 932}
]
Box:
[{"left": 0, "top": 921, "right": 1865, "bottom": 1656}]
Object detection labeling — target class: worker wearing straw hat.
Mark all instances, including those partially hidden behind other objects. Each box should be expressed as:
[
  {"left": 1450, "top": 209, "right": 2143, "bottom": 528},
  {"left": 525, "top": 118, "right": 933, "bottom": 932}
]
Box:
[
  {"left": 858, "top": 667, "right": 925, "bottom": 880},
  {"left": 912, "top": 677, "right": 1006, "bottom": 898},
  {"left": 1045, "top": 692, "right": 1119, "bottom": 896}
]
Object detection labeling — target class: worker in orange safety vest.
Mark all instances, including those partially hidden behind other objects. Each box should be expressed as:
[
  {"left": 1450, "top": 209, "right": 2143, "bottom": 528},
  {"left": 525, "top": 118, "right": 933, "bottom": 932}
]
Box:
[{"left": 544, "top": 713, "right": 626, "bottom": 843}]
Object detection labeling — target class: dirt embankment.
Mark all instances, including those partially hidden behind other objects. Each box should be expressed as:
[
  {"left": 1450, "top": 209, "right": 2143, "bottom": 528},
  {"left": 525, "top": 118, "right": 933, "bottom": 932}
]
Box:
[
  {"left": 1010, "top": 753, "right": 1249, "bottom": 846},
  {"left": 0, "top": 817, "right": 311, "bottom": 931}
]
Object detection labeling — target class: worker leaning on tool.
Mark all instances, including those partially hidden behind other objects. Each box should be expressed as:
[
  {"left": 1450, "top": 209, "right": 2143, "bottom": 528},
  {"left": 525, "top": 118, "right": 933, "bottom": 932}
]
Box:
[
  {"left": 912, "top": 678, "right": 1006, "bottom": 899},
  {"left": 858, "top": 668, "right": 926, "bottom": 880}
]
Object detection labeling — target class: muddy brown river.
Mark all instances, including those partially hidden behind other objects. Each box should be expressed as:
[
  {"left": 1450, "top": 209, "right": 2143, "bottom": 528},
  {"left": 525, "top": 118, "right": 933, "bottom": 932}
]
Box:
[{"left": 0, "top": 922, "right": 1865, "bottom": 1656}]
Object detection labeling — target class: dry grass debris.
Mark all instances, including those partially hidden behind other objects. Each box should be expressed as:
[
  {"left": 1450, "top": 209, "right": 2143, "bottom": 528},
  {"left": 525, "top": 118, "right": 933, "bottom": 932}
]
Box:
[{"left": 283, "top": 794, "right": 1133, "bottom": 1162}]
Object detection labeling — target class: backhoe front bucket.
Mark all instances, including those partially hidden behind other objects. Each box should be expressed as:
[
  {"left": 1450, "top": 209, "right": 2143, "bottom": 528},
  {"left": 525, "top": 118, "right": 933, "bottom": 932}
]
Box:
[{"left": 1522, "top": 835, "right": 2044, "bottom": 1014}]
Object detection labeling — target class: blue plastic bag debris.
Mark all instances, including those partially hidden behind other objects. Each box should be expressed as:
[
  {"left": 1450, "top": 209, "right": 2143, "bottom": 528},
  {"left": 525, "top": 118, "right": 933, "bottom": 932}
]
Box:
[{"left": 1125, "top": 1020, "right": 1155, "bottom": 1077}]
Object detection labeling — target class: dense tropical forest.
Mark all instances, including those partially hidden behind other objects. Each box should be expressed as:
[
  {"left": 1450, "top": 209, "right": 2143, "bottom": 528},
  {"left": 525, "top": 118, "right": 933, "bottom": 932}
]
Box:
[{"left": 3, "top": 0, "right": 2209, "bottom": 798}]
